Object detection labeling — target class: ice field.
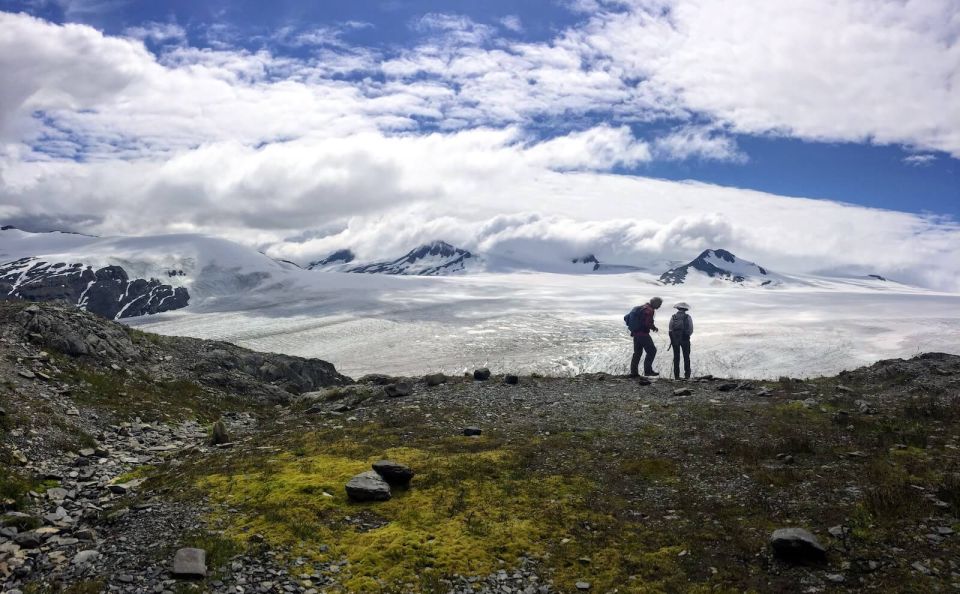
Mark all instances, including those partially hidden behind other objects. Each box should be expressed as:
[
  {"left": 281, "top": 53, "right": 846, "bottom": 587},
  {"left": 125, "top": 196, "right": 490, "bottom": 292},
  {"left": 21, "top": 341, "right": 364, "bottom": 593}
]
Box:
[{"left": 129, "top": 271, "right": 960, "bottom": 380}]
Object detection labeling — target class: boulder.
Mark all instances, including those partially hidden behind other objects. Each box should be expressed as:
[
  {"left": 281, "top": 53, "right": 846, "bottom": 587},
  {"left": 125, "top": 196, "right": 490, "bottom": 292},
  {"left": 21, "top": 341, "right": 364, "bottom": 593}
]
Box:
[
  {"left": 770, "top": 528, "right": 827, "bottom": 564},
  {"left": 425, "top": 373, "right": 447, "bottom": 386},
  {"left": 473, "top": 368, "right": 491, "bottom": 381},
  {"left": 372, "top": 460, "right": 415, "bottom": 487},
  {"left": 504, "top": 374, "right": 520, "bottom": 385},
  {"left": 14, "top": 531, "right": 42, "bottom": 549},
  {"left": 210, "top": 420, "right": 230, "bottom": 445},
  {"left": 173, "top": 547, "right": 207, "bottom": 578},
  {"left": 384, "top": 382, "right": 412, "bottom": 398},
  {"left": 345, "top": 471, "right": 392, "bottom": 502}
]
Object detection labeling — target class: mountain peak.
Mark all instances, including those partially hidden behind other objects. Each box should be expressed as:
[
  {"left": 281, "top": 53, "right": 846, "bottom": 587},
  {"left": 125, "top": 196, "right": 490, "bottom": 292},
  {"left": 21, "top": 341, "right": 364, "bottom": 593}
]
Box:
[{"left": 661, "top": 248, "right": 777, "bottom": 286}]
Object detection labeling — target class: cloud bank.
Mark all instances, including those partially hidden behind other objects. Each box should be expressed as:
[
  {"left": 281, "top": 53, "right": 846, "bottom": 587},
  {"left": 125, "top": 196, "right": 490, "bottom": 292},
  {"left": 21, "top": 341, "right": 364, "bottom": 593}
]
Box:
[{"left": 0, "top": 4, "right": 958, "bottom": 290}]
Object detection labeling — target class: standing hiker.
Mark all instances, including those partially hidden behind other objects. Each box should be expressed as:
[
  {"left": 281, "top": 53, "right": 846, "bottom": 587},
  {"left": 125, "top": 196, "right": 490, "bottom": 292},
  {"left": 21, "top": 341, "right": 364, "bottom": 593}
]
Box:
[
  {"left": 668, "top": 302, "right": 694, "bottom": 380},
  {"left": 625, "top": 297, "right": 663, "bottom": 377}
]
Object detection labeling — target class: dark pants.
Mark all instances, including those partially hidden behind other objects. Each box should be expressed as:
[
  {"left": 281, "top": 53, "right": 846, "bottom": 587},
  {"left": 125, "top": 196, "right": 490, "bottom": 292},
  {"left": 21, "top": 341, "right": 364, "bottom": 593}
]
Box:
[
  {"left": 671, "top": 335, "right": 691, "bottom": 379},
  {"left": 630, "top": 334, "right": 657, "bottom": 376}
]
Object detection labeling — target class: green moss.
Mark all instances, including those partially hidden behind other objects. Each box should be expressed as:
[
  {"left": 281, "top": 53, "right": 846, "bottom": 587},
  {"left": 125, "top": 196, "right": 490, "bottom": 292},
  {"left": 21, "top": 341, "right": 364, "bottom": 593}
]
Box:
[
  {"left": 197, "top": 436, "right": 689, "bottom": 593},
  {"left": 621, "top": 458, "right": 678, "bottom": 482},
  {"left": 0, "top": 467, "right": 37, "bottom": 510}
]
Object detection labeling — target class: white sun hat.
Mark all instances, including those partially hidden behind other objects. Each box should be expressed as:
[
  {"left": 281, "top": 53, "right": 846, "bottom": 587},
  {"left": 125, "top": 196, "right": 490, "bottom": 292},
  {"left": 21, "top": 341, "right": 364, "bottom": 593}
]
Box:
[{"left": 674, "top": 302, "right": 691, "bottom": 310}]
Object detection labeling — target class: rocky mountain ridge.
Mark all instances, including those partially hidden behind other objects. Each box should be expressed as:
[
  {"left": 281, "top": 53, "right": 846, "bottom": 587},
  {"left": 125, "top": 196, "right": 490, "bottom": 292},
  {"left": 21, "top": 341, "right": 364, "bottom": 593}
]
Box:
[{"left": 0, "top": 256, "right": 190, "bottom": 319}]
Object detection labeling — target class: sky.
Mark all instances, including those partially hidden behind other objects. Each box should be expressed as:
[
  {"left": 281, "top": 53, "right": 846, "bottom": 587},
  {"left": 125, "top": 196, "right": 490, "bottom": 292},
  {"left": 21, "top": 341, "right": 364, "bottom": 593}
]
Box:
[{"left": 0, "top": 0, "right": 958, "bottom": 289}]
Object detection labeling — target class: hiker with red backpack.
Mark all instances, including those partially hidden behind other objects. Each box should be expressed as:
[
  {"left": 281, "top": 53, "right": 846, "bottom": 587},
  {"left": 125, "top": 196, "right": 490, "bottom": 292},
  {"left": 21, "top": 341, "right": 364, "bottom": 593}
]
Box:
[
  {"left": 624, "top": 297, "right": 663, "bottom": 377},
  {"left": 668, "top": 302, "right": 694, "bottom": 380}
]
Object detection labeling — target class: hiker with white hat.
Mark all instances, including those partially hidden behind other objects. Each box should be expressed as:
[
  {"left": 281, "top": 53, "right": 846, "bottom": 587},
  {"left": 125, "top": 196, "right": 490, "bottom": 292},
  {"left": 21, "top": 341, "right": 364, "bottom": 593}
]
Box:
[{"left": 668, "top": 302, "right": 694, "bottom": 380}]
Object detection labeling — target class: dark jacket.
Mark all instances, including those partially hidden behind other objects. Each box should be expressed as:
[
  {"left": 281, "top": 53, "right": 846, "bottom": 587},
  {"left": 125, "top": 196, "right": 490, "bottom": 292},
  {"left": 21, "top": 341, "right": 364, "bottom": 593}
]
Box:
[{"left": 631, "top": 303, "right": 657, "bottom": 337}]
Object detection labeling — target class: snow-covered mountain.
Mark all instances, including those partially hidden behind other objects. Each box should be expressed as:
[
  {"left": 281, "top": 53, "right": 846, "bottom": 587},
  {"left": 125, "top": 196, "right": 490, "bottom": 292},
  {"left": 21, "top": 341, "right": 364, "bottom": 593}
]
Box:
[
  {"left": 320, "top": 241, "right": 480, "bottom": 276},
  {"left": 660, "top": 249, "right": 783, "bottom": 287},
  {"left": 307, "top": 249, "right": 356, "bottom": 272},
  {"left": 570, "top": 254, "right": 643, "bottom": 274},
  {"left": 0, "top": 227, "right": 294, "bottom": 318}
]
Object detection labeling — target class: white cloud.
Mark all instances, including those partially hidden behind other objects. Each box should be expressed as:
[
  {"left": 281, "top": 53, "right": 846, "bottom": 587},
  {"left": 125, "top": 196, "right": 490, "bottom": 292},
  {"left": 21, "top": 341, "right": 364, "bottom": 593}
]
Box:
[
  {"left": 904, "top": 153, "right": 937, "bottom": 166},
  {"left": 500, "top": 15, "right": 524, "bottom": 33},
  {"left": 652, "top": 126, "right": 746, "bottom": 162},
  {"left": 123, "top": 22, "right": 186, "bottom": 45}
]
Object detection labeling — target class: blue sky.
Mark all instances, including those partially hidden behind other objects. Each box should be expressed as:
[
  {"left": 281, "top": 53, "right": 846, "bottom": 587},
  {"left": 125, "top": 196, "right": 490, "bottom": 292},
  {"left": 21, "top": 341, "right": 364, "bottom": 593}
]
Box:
[{"left": 1, "top": 0, "right": 958, "bottom": 287}]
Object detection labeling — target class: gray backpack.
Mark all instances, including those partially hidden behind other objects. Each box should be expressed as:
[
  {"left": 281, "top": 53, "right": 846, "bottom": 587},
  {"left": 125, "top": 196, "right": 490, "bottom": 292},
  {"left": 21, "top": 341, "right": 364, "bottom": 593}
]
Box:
[{"left": 669, "top": 311, "right": 690, "bottom": 337}]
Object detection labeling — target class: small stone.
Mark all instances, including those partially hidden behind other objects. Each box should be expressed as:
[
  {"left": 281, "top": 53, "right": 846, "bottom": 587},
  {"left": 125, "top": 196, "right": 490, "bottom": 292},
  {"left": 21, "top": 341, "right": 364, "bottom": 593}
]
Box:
[
  {"left": 717, "top": 382, "right": 738, "bottom": 392},
  {"left": 836, "top": 385, "right": 854, "bottom": 394},
  {"left": 770, "top": 528, "right": 827, "bottom": 564},
  {"left": 911, "top": 561, "right": 931, "bottom": 575},
  {"left": 372, "top": 460, "right": 415, "bottom": 487},
  {"left": 673, "top": 388, "right": 692, "bottom": 396},
  {"left": 72, "top": 550, "right": 99, "bottom": 565},
  {"left": 384, "top": 382, "right": 412, "bottom": 398},
  {"left": 504, "top": 375, "right": 520, "bottom": 385},
  {"left": 345, "top": 471, "right": 391, "bottom": 502},
  {"left": 635, "top": 376, "right": 651, "bottom": 386},
  {"left": 173, "top": 547, "right": 207, "bottom": 578},
  {"left": 463, "top": 426, "right": 482, "bottom": 436},
  {"left": 828, "top": 525, "right": 849, "bottom": 539},
  {"left": 79, "top": 448, "right": 96, "bottom": 457},
  {"left": 824, "top": 573, "right": 845, "bottom": 583},
  {"left": 575, "top": 582, "right": 591, "bottom": 590},
  {"left": 46, "top": 487, "right": 69, "bottom": 501},
  {"left": 937, "top": 526, "right": 955, "bottom": 536},
  {"left": 17, "top": 370, "right": 35, "bottom": 380},
  {"left": 473, "top": 368, "right": 491, "bottom": 381}
]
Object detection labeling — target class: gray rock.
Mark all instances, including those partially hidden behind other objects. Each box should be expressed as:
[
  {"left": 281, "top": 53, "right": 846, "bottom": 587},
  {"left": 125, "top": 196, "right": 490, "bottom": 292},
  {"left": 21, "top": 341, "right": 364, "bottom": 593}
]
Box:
[
  {"left": 173, "top": 547, "right": 207, "bottom": 578},
  {"left": 46, "top": 487, "right": 69, "bottom": 501},
  {"left": 770, "top": 528, "right": 827, "bottom": 563},
  {"left": 717, "top": 382, "right": 738, "bottom": 392},
  {"left": 372, "top": 460, "right": 414, "bottom": 487},
  {"left": 463, "top": 426, "right": 482, "bottom": 436},
  {"left": 211, "top": 420, "right": 230, "bottom": 445},
  {"left": 345, "top": 471, "right": 392, "bottom": 502},
  {"left": 474, "top": 368, "right": 491, "bottom": 381},
  {"left": 673, "top": 388, "right": 692, "bottom": 396},
  {"left": 425, "top": 373, "right": 447, "bottom": 386},
  {"left": 72, "top": 550, "right": 99, "bottom": 565},
  {"left": 576, "top": 582, "right": 591, "bottom": 590},
  {"left": 358, "top": 374, "right": 393, "bottom": 385},
  {"left": 384, "top": 382, "right": 412, "bottom": 398},
  {"left": 504, "top": 375, "right": 520, "bottom": 385},
  {"left": 14, "top": 531, "right": 42, "bottom": 549}
]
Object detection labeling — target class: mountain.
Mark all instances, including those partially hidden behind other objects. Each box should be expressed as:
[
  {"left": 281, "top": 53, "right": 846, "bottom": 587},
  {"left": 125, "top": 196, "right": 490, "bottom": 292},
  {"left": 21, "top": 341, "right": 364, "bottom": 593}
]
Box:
[
  {"left": 307, "top": 249, "right": 356, "bottom": 272},
  {"left": 660, "top": 249, "right": 782, "bottom": 287},
  {"left": 334, "top": 241, "right": 479, "bottom": 276},
  {"left": 0, "top": 257, "right": 189, "bottom": 320},
  {"left": 0, "top": 227, "right": 293, "bottom": 319},
  {"left": 570, "top": 254, "right": 643, "bottom": 274}
]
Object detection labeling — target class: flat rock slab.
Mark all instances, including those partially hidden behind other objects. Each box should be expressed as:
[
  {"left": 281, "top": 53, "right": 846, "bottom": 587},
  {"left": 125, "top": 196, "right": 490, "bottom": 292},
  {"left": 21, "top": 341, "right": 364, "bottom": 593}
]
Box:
[
  {"left": 346, "top": 471, "right": 392, "bottom": 502},
  {"left": 372, "top": 460, "right": 414, "bottom": 487},
  {"left": 770, "top": 528, "right": 826, "bottom": 564},
  {"left": 173, "top": 547, "right": 207, "bottom": 578}
]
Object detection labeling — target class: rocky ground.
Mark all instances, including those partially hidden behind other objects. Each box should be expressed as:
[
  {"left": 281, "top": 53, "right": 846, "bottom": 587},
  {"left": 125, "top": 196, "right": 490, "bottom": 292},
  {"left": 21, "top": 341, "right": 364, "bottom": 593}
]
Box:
[{"left": 1, "top": 302, "right": 959, "bottom": 593}]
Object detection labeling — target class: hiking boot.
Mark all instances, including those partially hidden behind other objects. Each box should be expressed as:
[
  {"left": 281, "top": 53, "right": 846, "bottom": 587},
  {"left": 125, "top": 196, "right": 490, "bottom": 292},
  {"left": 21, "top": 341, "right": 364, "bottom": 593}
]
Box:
[{"left": 643, "top": 371, "right": 660, "bottom": 377}]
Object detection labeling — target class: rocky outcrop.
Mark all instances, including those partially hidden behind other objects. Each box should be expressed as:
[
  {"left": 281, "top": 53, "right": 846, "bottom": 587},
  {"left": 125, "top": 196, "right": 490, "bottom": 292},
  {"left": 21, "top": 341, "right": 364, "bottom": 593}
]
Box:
[
  {"left": 0, "top": 257, "right": 189, "bottom": 319},
  {"left": 3, "top": 303, "right": 351, "bottom": 403},
  {"left": 660, "top": 249, "right": 777, "bottom": 286}
]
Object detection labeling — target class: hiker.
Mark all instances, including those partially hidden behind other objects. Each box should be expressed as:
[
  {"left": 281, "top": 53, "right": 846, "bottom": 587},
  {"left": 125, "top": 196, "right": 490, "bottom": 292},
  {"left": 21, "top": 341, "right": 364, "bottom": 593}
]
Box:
[
  {"left": 625, "top": 297, "right": 663, "bottom": 377},
  {"left": 668, "top": 302, "right": 694, "bottom": 380}
]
